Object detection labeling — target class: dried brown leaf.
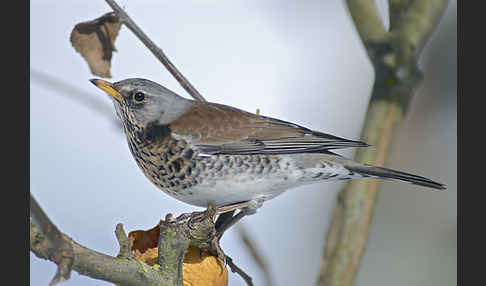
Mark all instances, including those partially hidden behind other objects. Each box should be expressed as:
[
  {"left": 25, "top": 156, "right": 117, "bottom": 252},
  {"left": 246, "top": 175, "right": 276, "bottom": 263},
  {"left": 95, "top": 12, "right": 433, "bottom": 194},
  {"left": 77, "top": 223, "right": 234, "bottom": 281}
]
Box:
[
  {"left": 121, "top": 221, "right": 228, "bottom": 286},
  {"left": 70, "top": 12, "right": 121, "bottom": 78}
]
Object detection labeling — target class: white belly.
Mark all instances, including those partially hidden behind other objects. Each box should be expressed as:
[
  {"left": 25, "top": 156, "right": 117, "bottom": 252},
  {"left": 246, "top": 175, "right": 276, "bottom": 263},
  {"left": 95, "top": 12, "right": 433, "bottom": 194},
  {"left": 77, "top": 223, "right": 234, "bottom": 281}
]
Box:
[{"left": 175, "top": 170, "right": 304, "bottom": 207}]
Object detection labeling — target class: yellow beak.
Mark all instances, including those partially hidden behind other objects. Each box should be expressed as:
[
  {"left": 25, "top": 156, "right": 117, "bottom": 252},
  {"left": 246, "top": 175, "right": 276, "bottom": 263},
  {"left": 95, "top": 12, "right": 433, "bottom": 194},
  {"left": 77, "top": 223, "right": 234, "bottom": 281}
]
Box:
[{"left": 90, "top": 79, "right": 123, "bottom": 101}]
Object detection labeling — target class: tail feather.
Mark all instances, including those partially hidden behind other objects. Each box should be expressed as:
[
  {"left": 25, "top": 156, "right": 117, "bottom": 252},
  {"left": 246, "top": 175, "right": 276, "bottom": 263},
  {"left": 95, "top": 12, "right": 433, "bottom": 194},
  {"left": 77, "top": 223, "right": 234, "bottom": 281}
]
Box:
[{"left": 346, "top": 165, "right": 446, "bottom": 190}]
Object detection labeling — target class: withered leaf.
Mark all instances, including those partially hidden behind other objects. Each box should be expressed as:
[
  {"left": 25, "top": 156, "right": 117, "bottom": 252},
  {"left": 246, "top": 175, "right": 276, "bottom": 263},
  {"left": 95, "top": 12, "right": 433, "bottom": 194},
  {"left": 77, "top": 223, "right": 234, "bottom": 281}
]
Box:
[
  {"left": 70, "top": 12, "right": 121, "bottom": 78},
  {"left": 122, "top": 221, "right": 229, "bottom": 286}
]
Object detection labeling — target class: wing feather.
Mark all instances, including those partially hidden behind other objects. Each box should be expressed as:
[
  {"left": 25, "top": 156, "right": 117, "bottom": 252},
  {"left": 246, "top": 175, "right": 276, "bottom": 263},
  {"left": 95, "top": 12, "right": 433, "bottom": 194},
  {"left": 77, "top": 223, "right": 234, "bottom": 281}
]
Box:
[{"left": 169, "top": 102, "right": 368, "bottom": 155}]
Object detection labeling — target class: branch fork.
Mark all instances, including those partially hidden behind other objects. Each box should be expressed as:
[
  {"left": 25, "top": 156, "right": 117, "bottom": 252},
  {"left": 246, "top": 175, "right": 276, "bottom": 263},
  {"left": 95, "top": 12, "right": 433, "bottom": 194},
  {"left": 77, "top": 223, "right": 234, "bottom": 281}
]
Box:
[{"left": 317, "top": 1, "right": 448, "bottom": 285}]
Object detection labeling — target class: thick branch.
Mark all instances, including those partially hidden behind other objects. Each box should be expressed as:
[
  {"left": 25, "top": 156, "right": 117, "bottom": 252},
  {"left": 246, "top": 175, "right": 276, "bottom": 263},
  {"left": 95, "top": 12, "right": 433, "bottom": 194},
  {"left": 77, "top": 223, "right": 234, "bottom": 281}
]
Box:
[
  {"left": 389, "top": 0, "right": 448, "bottom": 63},
  {"left": 30, "top": 197, "right": 225, "bottom": 286},
  {"left": 317, "top": 100, "right": 403, "bottom": 286},
  {"left": 30, "top": 194, "right": 74, "bottom": 285},
  {"left": 31, "top": 220, "right": 175, "bottom": 286},
  {"left": 30, "top": 197, "right": 178, "bottom": 286},
  {"left": 317, "top": 1, "right": 448, "bottom": 285},
  {"left": 388, "top": 0, "right": 414, "bottom": 29},
  {"left": 345, "top": 0, "right": 389, "bottom": 47},
  {"left": 104, "top": 0, "right": 206, "bottom": 102}
]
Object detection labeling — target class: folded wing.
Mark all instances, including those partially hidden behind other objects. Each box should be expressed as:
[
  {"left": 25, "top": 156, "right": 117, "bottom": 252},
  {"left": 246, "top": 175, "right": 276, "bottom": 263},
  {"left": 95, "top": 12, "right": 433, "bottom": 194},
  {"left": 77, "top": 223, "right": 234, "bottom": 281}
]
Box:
[{"left": 170, "top": 102, "right": 368, "bottom": 155}]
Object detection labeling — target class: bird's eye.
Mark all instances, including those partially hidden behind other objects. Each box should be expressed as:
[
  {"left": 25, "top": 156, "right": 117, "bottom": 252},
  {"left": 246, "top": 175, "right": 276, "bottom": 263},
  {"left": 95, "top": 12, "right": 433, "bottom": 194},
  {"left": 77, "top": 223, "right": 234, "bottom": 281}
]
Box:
[{"left": 133, "top": 92, "right": 145, "bottom": 102}]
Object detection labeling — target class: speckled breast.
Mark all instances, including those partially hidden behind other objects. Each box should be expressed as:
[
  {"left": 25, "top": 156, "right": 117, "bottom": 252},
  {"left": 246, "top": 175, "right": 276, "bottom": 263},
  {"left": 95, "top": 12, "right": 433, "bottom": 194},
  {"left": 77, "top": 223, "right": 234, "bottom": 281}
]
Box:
[{"left": 124, "top": 127, "right": 286, "bottom": 202}]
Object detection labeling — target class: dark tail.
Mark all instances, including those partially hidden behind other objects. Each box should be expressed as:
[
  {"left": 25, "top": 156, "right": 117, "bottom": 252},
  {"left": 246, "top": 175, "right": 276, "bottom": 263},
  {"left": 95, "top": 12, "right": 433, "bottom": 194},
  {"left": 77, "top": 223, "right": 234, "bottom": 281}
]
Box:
[{"left": 346, "top": 165, "right": 446, "bottom": 190}]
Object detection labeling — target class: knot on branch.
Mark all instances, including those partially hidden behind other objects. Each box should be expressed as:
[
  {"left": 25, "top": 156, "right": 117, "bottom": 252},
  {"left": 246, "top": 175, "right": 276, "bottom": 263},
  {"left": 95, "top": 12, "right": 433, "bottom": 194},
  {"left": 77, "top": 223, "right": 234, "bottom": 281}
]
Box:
[{"left": 364, "top": 41, "right": 424, "bottom": 111}]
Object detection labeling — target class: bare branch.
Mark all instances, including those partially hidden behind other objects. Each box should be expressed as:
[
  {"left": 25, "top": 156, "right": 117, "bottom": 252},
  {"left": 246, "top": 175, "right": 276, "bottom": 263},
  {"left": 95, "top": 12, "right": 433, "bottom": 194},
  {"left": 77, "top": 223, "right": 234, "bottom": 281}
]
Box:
[
  {"left": 317, "top": 1, "right": 449, "bottom": 285},
  {"left": 30, "top": 194, "right": 74, "bottom": 286},
  {"left": 104, "top": 0, "right": 206, "bottom": 102},
  {"left": 390, "top": 0, "right": 449, "bottom": 62},
  {"left": 225, "top": 255, "right": 254, "bottom": 286},
  {"left": 157, "top": 214, "right": 190, "bottom": 286},
  {"left": 30, "top": 198, "right": 230, "bottom": 286},
  {"left": 237, "top": 224, "right": 274, "bottom": 286},
  {"left": 30, "top": 197, "right": 174, "bottom": 286},
  {"left": 388, "top": 0, "right": 415, "bottom": 29},
  {"left": 115, "top": 224, "right": 136, "bottom": 260},
  {"left": 30, "top": 68, "right": 118, "bottom": 127},
  {"left": 317, "top": 102, "right": 403, "bottom": 286},
  {"left": 346, "top": 0, "right": 389, "bottom": 45}
]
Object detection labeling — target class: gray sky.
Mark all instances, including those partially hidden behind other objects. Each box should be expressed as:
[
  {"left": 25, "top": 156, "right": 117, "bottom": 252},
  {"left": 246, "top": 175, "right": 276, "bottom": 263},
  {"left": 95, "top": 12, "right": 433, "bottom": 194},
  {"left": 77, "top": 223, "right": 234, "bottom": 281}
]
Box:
[{"left": 30, "top": 1, "right": 456, "bottom": 285}]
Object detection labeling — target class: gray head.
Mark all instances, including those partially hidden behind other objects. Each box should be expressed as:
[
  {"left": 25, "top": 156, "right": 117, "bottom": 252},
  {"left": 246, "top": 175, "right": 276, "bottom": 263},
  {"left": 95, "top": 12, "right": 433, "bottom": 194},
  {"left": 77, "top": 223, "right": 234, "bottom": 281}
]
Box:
[{"left": 90, "top": 78, "right": 193, "bottom": 128}]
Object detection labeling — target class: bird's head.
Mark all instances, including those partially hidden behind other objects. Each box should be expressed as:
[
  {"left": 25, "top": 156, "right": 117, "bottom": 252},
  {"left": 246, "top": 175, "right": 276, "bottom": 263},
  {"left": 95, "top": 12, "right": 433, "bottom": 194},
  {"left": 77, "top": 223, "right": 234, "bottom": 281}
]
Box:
[{"left": 90, "top": 78, "right": 193, "bottom": 129}]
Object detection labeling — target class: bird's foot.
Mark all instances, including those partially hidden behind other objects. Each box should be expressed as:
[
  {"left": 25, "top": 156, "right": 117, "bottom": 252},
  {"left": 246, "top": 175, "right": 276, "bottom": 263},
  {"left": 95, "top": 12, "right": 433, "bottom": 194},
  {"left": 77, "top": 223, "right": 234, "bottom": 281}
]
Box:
[{"left": 208, "top": 235, "right": 227, "bottom": 269}]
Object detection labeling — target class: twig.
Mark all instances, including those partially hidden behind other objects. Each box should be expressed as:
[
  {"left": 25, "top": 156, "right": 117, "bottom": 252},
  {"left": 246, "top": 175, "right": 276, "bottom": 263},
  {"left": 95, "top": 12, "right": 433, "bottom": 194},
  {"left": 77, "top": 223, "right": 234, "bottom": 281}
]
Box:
[
  {"left": 225, "top": 255, "right": 254, "bottom": 286},
  {"left": 316, "top": 1, "right": 448, "bottom": 286},
  {"left": 30, "top": 194, "right": 74, "bottom": 286},
  {"left": 30, "top": 68, "right": 119, "bottom": 129},
  {"left": 104, "top": 0, "right": 206, "bottom": 102},
  {"left": 115, "top": 224, "right": 136, "bottom": 259},
  {"left": 237, "top": 224, "right": 274, "bottom": 286}
]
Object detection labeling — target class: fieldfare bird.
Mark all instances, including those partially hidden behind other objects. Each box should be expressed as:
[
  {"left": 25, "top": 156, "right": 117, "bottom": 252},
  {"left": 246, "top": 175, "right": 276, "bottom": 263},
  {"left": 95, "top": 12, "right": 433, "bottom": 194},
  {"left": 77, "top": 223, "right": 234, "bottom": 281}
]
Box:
[{"left": 90, "top": 78, "right": 445, "bottom": 221}]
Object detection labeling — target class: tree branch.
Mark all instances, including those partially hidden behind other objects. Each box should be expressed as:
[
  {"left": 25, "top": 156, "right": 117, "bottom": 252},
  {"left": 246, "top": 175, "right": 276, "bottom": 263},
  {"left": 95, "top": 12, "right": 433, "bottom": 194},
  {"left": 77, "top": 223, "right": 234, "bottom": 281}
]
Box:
[
  {"left": 157, "top": 214, "right": 188, "bottom": 286},
  {"left": 225, "top": 255, "right": 254, "bottom": 286},
  {"left": 388, "top": 0, "right": 414, "bottom": 29},
  {"left": 115, "top": 224, "right": 136, "bottom": 260},
  {"left": 30, "top": 195, "right": 228, "bottom": 286},
  {"left": 104, "top": 0, "right": 206, "bottom": 102},
  {"left": 30, "top": 68, "right": 119, "bottom": 127},
  {"left": 237, "top": 224, "right": 274, "bottom": 286},
  {"left": 345, "top": 0, "right": 389, "bottom": 48},
  {"left": 30, "top": 194, "right": 74, "bottom": 286},
  {"left": 31, "top": 197, "right": 175, "bottom": 286},
  {"left": 317, "top": 1, "right": 448, "bottom": 285},
  {"left": 389, "top": 0, "right": 448, "bottom": 63}
]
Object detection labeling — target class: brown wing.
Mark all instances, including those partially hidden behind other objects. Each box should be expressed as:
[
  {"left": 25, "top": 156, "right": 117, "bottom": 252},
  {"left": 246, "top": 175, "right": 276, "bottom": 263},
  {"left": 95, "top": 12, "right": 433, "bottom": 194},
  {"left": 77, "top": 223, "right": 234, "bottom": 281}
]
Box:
[{"left": 170, "top": 102, "right": 368, "bottom": 155}]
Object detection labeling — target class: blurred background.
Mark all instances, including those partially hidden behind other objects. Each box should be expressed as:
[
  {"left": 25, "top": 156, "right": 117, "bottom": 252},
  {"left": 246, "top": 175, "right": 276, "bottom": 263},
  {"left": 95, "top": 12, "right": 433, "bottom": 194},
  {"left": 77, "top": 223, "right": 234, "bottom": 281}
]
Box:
[{"left": 30, "top": 1, "right": 456, "bottom": 285}]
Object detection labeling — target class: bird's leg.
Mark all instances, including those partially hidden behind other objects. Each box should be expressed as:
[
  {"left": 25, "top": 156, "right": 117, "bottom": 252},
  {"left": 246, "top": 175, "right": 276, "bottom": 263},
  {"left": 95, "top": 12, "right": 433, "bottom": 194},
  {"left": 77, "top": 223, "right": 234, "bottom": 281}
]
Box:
[
  {"left": 206, "top": 209, "right": 247, "bottom": 266},
  {"left": 214, "top": 199, "right": 264, "bottom": 239},
  {"left": 205, "top": 200, "right": 265, "bottom": 271},
  {"left": 213, "top": 201, "right": 254, "bottom": 237},
  {"left": 207, "top": 199, "right": 264, "bottom": 262},
  {"left": 215, "top": 209, "right": 249, "bottom": 239},
  {"left": 207, "top": 210, "right": 235, "bottom": 261},
  {"left": 215, "top": 210, "right": 235, "bottom": 231}
]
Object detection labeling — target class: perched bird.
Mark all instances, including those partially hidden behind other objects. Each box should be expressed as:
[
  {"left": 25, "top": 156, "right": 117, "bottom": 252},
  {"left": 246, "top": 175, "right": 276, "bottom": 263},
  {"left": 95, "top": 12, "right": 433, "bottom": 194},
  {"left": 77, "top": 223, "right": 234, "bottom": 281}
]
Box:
[{"left": 90, "top": 78, "right": 445, "bottom": 213}]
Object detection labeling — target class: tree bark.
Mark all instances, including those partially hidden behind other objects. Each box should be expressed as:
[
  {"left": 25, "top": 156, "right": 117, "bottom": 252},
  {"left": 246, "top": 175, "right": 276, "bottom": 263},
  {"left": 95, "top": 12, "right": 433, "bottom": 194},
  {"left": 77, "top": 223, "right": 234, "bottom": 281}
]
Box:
[{"left": 317, "top": 1, "right": 448, "bottom": 285}]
